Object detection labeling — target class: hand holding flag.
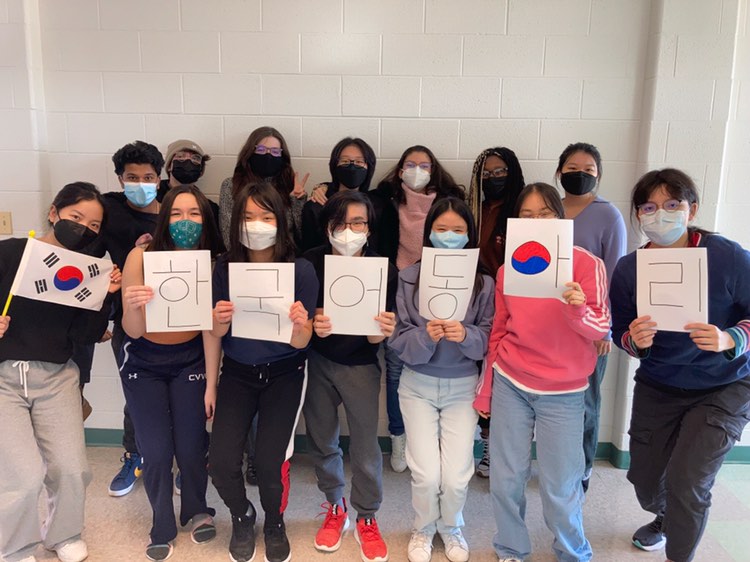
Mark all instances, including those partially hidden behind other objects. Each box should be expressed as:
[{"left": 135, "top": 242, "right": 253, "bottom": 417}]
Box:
[{"left": 0, "top": 316, "right": 9, "bottom": 339}]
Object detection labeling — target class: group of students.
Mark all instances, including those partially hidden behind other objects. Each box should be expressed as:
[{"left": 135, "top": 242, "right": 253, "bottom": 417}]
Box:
[{"left": 0, "top": 128, "right": 748, "bottom": 562}]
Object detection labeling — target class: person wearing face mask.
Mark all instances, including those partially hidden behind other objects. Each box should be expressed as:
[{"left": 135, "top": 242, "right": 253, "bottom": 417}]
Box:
[
  {"left": 466, "top": 146, "right": 526, "bottom": 479},
  {"left": 159, "top": 139, "right": 223, "bottom": 238},
  {"left": 119, "top": 185, "right": 223, "bottom": 561},
  {"left": 468, "top": 147, "right": 526, "bottom": 278},
  {"left": 388, "top": 197, "right": 494, "bottom": 562},
  {"left": 219, "top": 126, "right": 309, "bottom": 250},
  {"left": 100, "top": 140, "right": 165, "bottom": 498},
  {"left": 476, "top": 183, "right": 609, "bottom": 562},
  {"left": 207, "top": 183, "right": 318, "bottom": 562},
  {"left": 0, "top": 182, "right": 122, "bottom": 562},
  {"left": 368, "top": 145, "right": 465, "bottom": 473},
  {"left": 300, "top": 191, "right": 397, "bottom": 562},
  {"left": 554, "top": 142, "right": 627, "bottom": 493},
  {"left": 301, "top": 137, "right": 377, "bottom": 252},
  {"left": 610, "top": 169, "right": 750, "bottom": 562}
]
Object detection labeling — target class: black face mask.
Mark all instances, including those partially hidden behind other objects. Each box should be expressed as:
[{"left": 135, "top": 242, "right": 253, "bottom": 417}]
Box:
[
  {"left": 54, "top": 219, "right": 99, "bottom": 252},
  {"left": 171, "top": 160, "right": 202, "bottom": 184},
  {"left": 560, "top": 171, "right": 597, "bottom": 196},
  {"left": 334, "top": 163, "right": 368, "bottom": 189},
  {"left": 482, "top": 177, "right": 507, "bottom": 201},
  {"left": 249, "top": 153, "right": 284, "bottom": 178}
]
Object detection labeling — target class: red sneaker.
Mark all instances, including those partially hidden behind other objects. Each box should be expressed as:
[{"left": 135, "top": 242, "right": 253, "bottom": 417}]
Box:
[
  {"left": 355, "top": 517, "right": 389, "bottom": 562},
  {"left": 314, "top": 501, "right": 350, "bottom": 552}
]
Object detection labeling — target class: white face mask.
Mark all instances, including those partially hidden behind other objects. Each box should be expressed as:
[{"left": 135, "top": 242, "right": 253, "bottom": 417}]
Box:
[
  {"left": 241, "top": 220, "right": 277, "bottom": 250},
  {"left": 328, "top": 227, "right": 368, "bottom": 257},
  {"left": 402, "top": 167, "right": 430, "bottom": 191}
]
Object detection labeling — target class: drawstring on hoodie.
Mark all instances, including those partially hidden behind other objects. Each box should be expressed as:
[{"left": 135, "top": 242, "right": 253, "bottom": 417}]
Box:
[{"left": 12, "top": 360, "right": 30, "bottom": 398}]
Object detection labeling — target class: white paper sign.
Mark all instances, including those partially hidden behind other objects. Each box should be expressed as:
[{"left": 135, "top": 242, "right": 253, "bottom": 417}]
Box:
[
  {"left": 636, "top": 248, "right": 708, "bottom": 332},
  {"left": 418, "top": 247, "right": 479, "bottom": 321},
  {"left": 324, "top": 255, "right": 388, "bottom": 336},
  {"left": 229, "top": 262, "right": 295, "bottom": 343},
  {"left": 144, "top": 250, "right": 212, "bottom": 332},
  {"left": 503, "top": 218, "right": 574, "bottom": 300}
]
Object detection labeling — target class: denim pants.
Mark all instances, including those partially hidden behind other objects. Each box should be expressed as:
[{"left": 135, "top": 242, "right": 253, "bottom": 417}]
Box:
[
  {"left": 583, "top": 353, "right": 608, "bottom": 480},
  {"left": 304, "top": 349, "right": 383, "bottom": 518},
  {"left": 384, "top": 342, "right": 405, "bottom": 436},
  {"left": 120, "top": 336, "right": 214, "bottom": 544},
  {"left": 489, "top": 373, "right": 591, "bottom": 562},
  {"left": 628, "top": 375, "right": 750, "bottom": 562},
  {"left": 398, "top": 367, "right": 478, "bottom": 535}
]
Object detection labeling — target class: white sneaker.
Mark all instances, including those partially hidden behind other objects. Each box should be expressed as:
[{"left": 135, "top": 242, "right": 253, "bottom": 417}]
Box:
[
  {"left": 407, "top": 530, "right": 434, "bottom": 562},
  {"left": 52, "top": 538, "right": 88, "bottom": 562},
  {"left": 390, "top": 434, "right": 407, "bottom": 473},
  {"left": 17, "top": 555, "right": 37, "bottom": 562},
  {"left": 440, "top": 529, "right": 469, "bottom": 562}
]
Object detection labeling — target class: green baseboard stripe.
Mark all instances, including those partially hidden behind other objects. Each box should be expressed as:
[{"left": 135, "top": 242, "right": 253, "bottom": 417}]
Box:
[{"left": 84, "top": 429, "right": 750, "bottom": 467}]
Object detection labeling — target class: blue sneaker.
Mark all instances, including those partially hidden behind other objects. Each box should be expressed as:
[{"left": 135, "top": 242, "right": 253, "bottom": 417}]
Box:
[{"left": 108, "top": 451, "right": 143, "bottom": 497}]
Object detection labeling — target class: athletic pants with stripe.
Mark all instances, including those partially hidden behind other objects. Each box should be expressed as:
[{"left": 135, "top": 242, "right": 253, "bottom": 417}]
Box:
[{"left": 208, "top": 354, "right": 307, "bottom": 525}]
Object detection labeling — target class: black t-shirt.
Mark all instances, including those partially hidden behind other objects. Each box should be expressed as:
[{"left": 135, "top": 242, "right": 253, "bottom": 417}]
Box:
[
  {"left": 101, "top": 192, "right": 158, "bottom": 323},
  {"left": 303, "top": 244, "right": 398, "bottom": 366},
  {"left": 0, "top": 238, "right": 112, "bottom": 363}
]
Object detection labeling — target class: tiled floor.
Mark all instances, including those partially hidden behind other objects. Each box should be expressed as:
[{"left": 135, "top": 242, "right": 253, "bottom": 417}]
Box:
[{"left": 25, "top": 448, "right": 750, "bottom": 561}]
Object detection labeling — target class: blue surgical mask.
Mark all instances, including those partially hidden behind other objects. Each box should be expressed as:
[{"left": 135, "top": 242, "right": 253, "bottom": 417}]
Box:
[
  {"left": 123, "top": 182, "right": 158, "bottom": 208},
  {"left": 169, "top": 219, "right": 203, "bottom": 249},
  {"left": 640, "top": 209, "right": 688, "bottom": 246},
  {"left": 429, "top": 230, "right": 469, "bottom": 250}
]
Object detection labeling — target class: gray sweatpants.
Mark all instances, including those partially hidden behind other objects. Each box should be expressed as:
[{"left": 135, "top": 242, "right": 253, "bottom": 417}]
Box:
[
  {"left": 0, "top": 359, "right": 91, "bottom": 562},
  {"left": 303, "top": 349, "right": 383, "bottom": 518}
]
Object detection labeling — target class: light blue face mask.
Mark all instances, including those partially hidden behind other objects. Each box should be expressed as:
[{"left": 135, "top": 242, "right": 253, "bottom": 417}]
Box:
[
  {"left": 429, "top": 230, "right": 469, "bottom": 250},
  {"left": 123, "top": 182, "right": 158, "bottom": 208},
  {"left": 169, "top": 219, "right": 203, "bottom": 249}
]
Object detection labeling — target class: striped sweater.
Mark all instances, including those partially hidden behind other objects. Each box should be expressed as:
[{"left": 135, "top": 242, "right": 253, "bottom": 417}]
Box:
[
  {"left": 611, "top": 232, "right": 750, "bottom": 390},
  {"left": 474, "top": 247, "right": 609, "bottom": 413}
]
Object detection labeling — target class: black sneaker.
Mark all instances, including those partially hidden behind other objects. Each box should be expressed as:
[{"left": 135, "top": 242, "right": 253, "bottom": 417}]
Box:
[
  {"left": 632, "top": 514, "right": 666, "bottom": 551},
  {"left": 146, "top": 541, "right": 174, "bottom": 561},
  {"left": 264, "top": 520, "right": 291, "bottom": 562},
  {"left": 246, "top": 457, "right": 258, "bottom": 486},
  {"left": 230, "top": 504, "right": 257, "bottom": 562}
]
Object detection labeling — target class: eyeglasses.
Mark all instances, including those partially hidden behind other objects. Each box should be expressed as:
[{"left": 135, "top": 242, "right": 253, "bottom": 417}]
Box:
[
  {"left": 403, "top": 161, "right": 432, "bottom": 172},
  {"left": 335, "top": 221, "right": 368, "bottom": 233},
  {"left": 254, "top": 145, "right": 283, "bottom": 157},
  {"left": 481, "top": 167, "right": 508, "bottom": 179},
  {"left": 637, "top": 199, "right": 684, "bottom": 215},
  {"left": 173, "top": 151, "right": 203, "bottom": 165},
  {"left": 519, "top": 210, "right": 557, "bottom": 219},
  {"left": 338, "top": 158, "right": 366, "bottom": 167}
]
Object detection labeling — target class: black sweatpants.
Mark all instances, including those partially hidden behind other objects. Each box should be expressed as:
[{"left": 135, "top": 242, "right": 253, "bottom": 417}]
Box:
[
  {"left": 627, "top": 375, "right": 750, "bottom": 562},
  {"left": 209, "top": 354, "right": 307, "bottom": 524},
  {"left": 120, "top": 335, "right": 214, "bottom": 544}
]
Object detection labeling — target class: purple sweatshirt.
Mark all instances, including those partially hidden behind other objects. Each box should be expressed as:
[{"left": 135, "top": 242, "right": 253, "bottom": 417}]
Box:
[{"left": 571, "top": 197, "right": 627, "bottom": 284}]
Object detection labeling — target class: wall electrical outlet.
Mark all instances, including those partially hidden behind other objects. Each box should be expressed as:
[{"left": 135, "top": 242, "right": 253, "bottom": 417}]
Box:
[{"left": 0, "top": 211, "right": 13, "bottom": 235}]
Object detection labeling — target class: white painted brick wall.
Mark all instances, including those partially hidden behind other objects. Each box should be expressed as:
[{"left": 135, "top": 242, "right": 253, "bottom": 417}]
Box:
[{"left": 0, "top": 0, "right": 746, "bottom": 448}]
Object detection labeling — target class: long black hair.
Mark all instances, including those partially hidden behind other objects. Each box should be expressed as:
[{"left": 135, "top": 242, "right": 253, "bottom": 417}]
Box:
[
  {"left": 226, "top": 182, "right": 296, "bottom": 263},
  {"left": 410, "top": 197, "right": 487, "bottom": 308},
  {"left": 147, "top": 185, "right": 222, "bottom": 257},
  {"left": 377, "top": 145, "right": 465, "bottom": 204},
  {"left": 468, "top": 146, "right": 525, "bottom": 237},
  {"left": 231, "top": 126, "right": 294, "bottom": 202},
  {"left": 328, "top": 137, "right": 377, "bottom": 192}
]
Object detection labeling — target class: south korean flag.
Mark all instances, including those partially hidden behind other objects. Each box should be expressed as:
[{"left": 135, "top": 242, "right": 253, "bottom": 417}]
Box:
[{"left": 9, "top": 238, "right": 113, "bottom": 311}]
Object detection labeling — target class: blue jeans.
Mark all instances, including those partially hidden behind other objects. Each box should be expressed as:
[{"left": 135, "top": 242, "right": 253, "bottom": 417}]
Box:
[
  {"left": 398, "top": 368, "right": 478, "bottom": 535},
  {"left": 583, "top": 353, "right": 608, "bottom": 480},
  {"left": 489, "top": 373, "right": 591, "bottom": 562},
  {"left": 384, "top": 342, "right": 405, "bottom": 436}
]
